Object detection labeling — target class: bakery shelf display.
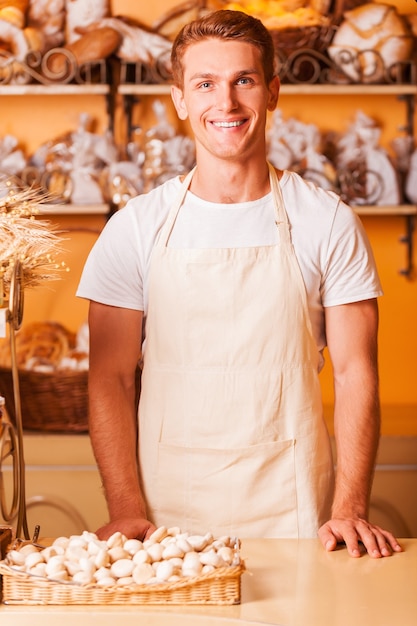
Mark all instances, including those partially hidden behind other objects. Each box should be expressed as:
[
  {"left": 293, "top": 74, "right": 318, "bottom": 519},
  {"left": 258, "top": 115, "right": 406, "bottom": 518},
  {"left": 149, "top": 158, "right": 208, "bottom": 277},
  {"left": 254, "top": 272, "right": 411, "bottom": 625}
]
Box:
[
  {"left": 0, "top": 1, "right": 416, "bottom": 241},
  {"left": 115, "top": 1, "right": 417, "bottom": 275}
]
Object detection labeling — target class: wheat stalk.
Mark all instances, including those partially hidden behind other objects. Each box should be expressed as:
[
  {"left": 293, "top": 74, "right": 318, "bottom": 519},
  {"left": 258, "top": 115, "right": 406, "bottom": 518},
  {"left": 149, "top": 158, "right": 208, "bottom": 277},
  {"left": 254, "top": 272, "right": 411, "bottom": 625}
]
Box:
[{"left": 0, "top": 181, "right": 68, "bottom": 302}]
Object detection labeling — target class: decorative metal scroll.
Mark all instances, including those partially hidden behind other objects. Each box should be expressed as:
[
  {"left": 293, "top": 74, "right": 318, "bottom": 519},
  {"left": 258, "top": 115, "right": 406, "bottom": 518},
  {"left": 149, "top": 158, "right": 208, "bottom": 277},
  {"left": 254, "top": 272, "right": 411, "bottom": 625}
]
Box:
[
  {"left": 298, "top": 166, "right": 389, "bottom": 206},
  {"left": 273, "top": 48, "right": 415, "bottom": 85},
  {"left": 119, "top": 51, "right": 173, "bottom": 86},
  {"left": 19, "top": 167, "right": 73, "bottom": 204},
  {"left": 120, "top": 47, "right": 416, "bottom": 87},
  {"left": 0, "top": 48, "right": 108, "bottom": 86},
  {"left": 0, "top": 43, "right": 415, "bottom": 87},
  {"left": 337, "top": 168, "right": 386, "bottom": 206}
]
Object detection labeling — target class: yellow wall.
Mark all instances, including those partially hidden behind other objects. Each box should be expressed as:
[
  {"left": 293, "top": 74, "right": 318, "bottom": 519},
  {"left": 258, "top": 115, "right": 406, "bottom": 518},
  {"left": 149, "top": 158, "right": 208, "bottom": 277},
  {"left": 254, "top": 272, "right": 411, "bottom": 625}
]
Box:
[{"left": 2, "top": 0, "right": 417, "bottom": 408}]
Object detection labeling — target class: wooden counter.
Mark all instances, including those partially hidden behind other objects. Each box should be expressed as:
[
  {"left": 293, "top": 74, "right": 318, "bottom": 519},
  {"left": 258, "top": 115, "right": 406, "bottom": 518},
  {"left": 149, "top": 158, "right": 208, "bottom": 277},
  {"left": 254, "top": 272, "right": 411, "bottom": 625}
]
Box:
[{"left": 1, "top": 538, "right": 416, "bottom": 626}]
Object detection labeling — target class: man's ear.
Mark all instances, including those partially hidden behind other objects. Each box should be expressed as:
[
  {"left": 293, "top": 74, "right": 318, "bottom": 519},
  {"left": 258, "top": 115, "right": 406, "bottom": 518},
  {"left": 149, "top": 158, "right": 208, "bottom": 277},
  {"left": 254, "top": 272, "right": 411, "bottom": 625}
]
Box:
[
  {"left": 267, "top": 75, "right": 280, "bottom": 111},
  {"left": 171, "top": 85, "right": 188, "bottom": 120}
]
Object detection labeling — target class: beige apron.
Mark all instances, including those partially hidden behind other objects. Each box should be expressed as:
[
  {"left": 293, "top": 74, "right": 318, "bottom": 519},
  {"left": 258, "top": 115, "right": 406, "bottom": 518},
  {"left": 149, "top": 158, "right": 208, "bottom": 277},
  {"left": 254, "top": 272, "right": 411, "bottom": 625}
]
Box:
[{"left": 138, "top": 164, "right": 334, "bottom": 538}]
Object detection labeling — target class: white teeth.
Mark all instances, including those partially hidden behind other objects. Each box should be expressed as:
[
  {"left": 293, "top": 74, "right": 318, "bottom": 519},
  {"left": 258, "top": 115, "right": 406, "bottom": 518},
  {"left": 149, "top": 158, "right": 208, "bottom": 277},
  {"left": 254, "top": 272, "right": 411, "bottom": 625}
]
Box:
[{"left": 212, "top": 120, "right": 244, "bottom": 128}]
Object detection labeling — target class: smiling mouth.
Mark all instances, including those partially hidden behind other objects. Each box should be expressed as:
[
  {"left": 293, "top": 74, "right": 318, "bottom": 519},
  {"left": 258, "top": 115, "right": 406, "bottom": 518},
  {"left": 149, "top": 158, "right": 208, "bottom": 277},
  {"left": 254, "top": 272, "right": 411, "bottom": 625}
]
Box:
[{"left": 211, "top": 120, "right": 245, "bottom": 128}]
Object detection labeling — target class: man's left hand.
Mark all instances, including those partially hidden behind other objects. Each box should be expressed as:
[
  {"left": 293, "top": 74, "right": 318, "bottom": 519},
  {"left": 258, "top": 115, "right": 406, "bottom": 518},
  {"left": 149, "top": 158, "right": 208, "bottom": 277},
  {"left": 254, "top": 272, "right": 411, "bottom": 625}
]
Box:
[{"left": 318, "top": 518, "right": 403, "bottom": 557}]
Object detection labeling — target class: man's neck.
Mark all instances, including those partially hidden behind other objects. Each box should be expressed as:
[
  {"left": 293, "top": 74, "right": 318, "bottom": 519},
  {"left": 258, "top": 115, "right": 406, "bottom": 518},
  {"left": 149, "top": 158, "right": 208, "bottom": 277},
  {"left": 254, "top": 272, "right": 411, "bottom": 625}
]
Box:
[{"left": 188, "top": 159, "right": 273, "bottom": 204}]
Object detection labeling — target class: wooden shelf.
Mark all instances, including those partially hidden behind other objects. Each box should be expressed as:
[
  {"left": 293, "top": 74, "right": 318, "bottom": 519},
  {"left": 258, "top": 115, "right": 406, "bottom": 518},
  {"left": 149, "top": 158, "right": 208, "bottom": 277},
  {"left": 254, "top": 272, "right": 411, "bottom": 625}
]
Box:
[
  {"left": 39, "top": 203, "right": 109, "bottom": 215},
  {"left": 0, "top": 85, "right": 110, "bottom": 96},
  {"left": 355, "top": 205, "right": 417, "bottom": 216},
  {"left": 280, "top": 84, "right": 417, "bottom": 96},
  {"left": 118, "top": 84, "right": 172, "bottom": 96}
]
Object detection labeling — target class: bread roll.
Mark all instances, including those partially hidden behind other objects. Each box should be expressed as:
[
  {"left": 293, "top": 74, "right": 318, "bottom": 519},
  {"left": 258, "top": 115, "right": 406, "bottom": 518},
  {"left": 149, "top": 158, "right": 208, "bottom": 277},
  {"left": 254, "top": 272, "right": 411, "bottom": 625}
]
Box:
[{"left": 328, "top": 2, "right": 413, "bottom": 83}]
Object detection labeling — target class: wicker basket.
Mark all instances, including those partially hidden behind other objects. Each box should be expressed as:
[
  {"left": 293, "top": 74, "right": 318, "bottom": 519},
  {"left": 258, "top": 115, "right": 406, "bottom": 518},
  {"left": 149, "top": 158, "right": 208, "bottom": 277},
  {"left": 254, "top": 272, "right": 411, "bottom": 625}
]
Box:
[
  {"left": 0, "top": 367, "right": 88, "bottom": 433},
  {"left": 270, "top": 24, "right": 337, "bottom": 58},
  {"left": 0, "top": 528, "right": 12, "bottom": 560},
  {"left": 269, "top": 23, "right": 338, "bottom": 83},
  {"left": 0, "top": 561, "right": 245, "bottom": 605}
]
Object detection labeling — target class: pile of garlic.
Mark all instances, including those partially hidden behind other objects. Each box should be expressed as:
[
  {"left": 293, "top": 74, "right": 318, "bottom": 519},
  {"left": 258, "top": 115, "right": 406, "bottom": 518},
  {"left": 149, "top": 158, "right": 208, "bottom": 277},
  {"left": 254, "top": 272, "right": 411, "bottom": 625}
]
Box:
[{"left": 5, "top": 526, "right": 240, "bottom": 587}]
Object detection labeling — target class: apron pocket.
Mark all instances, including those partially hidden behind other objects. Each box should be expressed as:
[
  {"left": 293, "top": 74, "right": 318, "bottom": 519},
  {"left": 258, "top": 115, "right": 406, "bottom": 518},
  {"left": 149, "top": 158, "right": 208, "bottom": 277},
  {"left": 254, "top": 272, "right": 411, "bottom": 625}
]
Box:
[{"left": 155, "top": 439, "right": 298, "bottom": 538}]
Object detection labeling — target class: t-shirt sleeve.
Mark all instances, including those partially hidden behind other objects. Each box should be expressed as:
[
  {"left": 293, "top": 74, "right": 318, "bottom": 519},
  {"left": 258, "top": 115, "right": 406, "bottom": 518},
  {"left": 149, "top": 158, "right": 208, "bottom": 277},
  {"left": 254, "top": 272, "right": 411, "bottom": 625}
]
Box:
[
  {"left": 77, "top": 208, "right": 144, "bottom": 310},
  {"left": 320, "top": 199, "right": 383, "bottom": 307}
]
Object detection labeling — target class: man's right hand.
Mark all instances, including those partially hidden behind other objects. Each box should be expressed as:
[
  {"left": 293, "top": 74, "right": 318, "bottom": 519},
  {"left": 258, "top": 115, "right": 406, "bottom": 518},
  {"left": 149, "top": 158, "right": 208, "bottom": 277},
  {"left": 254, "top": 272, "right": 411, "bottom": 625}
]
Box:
[{"left": 95, "top": 517, "right": 156, "bottom": 541}]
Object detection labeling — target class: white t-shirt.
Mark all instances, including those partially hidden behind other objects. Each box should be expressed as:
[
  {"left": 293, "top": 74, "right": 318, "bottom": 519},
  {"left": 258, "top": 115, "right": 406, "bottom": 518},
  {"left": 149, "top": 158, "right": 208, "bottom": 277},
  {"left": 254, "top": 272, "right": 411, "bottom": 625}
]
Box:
[{"left": 77, "top": 170, "right": 383, "bottom": 357}]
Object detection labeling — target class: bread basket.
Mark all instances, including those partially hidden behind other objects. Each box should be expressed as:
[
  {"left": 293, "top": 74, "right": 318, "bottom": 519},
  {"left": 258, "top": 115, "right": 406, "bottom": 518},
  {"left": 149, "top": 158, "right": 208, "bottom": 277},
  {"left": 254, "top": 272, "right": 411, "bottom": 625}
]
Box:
[
  {"left": 0, "top": 366, "right": 89, "bottom": 433},
  {"left": 0, "top": 365, "right": 142, "bottom": 433},
  {"left": 0, "top": 320, "right": 89, "bottom": 432}
]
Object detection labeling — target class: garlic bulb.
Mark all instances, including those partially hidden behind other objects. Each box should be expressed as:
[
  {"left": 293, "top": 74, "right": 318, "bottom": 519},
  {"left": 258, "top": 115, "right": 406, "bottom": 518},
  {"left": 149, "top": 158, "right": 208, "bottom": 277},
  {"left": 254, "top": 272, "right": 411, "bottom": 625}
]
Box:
[{"left": 5, "top": 527, "right": 240, "bottom": 587}]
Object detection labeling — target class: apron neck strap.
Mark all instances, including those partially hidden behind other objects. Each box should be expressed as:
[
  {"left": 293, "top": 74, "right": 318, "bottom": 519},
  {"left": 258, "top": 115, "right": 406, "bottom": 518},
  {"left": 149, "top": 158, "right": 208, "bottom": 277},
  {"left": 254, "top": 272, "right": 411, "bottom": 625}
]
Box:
[
  {"left": 159, "top": 164, "right": 290, "bottom": 247},
  {"left": 159, "top": 166, "right": 196, "bottom": 247}
]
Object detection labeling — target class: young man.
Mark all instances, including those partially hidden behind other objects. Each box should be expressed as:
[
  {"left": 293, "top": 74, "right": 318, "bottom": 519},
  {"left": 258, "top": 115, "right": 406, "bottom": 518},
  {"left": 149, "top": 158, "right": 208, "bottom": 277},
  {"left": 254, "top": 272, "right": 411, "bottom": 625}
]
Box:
[{"left": 77, "top": 10, "right": 401, "bottom": 558}]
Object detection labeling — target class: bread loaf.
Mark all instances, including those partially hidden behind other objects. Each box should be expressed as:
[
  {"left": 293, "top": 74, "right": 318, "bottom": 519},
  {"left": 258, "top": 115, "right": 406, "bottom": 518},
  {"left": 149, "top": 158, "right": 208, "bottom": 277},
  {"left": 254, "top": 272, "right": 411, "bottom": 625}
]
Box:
[{"left": 47, "top": 26, "right": 122, "bottom": 75}]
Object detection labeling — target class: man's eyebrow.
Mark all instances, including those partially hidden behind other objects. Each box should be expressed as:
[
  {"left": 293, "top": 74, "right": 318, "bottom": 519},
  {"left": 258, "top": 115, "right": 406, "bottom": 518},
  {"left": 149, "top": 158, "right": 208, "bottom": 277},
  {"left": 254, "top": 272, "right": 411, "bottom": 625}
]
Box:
[
  {"left": 189, "top": 72, "right": 216, "bottom": 81},
  {"left": 189, "top": 68, "right": 261, "bottom": 81},
  {"left": 234, "top": 68, "right": 261, "bottom": 78}
]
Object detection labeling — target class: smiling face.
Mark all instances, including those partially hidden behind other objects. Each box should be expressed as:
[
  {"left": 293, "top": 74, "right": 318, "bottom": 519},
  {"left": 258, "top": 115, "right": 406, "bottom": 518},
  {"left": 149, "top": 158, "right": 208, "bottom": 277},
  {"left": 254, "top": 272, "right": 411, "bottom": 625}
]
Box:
[{"left": 171, "top": 38, "right": 279, "bottom": 167}]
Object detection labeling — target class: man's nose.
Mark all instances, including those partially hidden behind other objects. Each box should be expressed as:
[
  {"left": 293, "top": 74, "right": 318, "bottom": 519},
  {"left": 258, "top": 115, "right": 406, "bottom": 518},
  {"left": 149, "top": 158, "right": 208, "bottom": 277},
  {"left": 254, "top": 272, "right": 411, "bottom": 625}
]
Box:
[{"left": 215, "top": 84, "right": 237, "bottom": 111}]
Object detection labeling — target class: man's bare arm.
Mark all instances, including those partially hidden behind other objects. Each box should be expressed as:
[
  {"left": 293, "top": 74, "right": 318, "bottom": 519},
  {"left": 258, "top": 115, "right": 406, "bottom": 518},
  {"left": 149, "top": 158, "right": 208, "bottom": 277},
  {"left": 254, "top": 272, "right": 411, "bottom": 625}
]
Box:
[
  {"left": 88, "top": 301, "right": 155, "bottom": 540},
  {"left": 318, "top": 299, "right": 402, "bottom": 557}
]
